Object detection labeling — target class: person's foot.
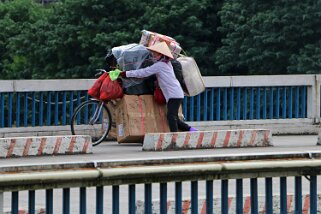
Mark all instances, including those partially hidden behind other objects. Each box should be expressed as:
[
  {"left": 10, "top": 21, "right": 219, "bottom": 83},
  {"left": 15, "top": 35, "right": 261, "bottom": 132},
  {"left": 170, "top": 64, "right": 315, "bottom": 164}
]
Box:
[{"left": 189, "top": 127, "right": 198, "bottom": 132}]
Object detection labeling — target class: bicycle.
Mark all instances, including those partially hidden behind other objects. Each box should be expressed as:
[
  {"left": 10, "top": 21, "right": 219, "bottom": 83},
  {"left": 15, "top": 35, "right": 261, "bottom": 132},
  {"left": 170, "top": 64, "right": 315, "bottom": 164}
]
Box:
[{"left": 70, "top": 69, "right": 113, "bottom": 146}]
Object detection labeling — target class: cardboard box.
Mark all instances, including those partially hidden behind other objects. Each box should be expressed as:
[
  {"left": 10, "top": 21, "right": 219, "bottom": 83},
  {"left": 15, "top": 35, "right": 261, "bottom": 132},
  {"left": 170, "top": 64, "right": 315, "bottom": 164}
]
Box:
[{"left": 116, "top": 95, "right": 170, "bottom": 143}]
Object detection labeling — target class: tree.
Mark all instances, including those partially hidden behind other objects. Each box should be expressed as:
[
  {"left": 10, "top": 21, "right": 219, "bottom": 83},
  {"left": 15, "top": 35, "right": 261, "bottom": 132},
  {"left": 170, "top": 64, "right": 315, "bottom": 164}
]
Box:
[
  {"left": 215, "top": 0, "right": 321, "bottom": 75},
  {"left": 0, "top": 0, "right": 49, "bottom": 79}
]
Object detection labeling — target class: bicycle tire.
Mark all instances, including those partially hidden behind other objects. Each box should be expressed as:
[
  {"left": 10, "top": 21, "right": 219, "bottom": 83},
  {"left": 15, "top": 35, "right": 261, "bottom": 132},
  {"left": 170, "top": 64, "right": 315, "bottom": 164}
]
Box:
[{"left": 71, "top": 99, "right": 112, "bottom": 146}]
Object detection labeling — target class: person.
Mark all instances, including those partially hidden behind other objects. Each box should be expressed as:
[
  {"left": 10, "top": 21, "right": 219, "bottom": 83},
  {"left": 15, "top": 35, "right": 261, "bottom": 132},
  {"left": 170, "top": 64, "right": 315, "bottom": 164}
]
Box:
[{"left": 120, "top": 42, "right": 198, "bottom": 132}]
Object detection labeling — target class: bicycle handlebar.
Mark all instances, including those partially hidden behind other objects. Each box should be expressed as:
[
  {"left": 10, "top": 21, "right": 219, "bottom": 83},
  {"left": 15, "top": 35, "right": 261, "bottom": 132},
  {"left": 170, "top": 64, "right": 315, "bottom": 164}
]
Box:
[{"left": 95, "top": 69, "right": 108, "bottom": 77}]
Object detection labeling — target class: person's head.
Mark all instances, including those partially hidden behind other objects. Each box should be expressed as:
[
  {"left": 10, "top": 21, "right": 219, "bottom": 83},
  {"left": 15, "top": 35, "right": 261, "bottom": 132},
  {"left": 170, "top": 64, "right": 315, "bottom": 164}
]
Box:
[
  {"left": 151, "top": 51, "right": 163, "bottom": 61},
  {"left": 147, "top": 42, "right": 174, "bottom": 61}
]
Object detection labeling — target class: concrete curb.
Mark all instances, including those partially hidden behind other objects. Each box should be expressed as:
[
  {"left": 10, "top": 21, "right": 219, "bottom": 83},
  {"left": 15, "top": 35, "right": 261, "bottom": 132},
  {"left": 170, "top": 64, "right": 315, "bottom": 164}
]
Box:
[
  {"left": 143, "top": 129, "right": 272, "bottom": 151},
  {"left": 0, "top": 135, "right": 92, "bottom": 158},
  {"left": 137, "top": 194, "right": 321, "bottom": 214}
]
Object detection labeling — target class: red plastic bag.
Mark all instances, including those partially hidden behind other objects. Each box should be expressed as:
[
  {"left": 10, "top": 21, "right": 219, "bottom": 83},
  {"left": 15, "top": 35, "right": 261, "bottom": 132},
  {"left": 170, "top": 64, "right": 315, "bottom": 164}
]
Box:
[
  {"left": 88, "top": 73, "right": 108, "bottom": 98},
  {"left": 99, "top": 75, "right": 124, "bottom": 101},
  {"left": 154, "top": 86, "right": 166, "bottom": 105}
]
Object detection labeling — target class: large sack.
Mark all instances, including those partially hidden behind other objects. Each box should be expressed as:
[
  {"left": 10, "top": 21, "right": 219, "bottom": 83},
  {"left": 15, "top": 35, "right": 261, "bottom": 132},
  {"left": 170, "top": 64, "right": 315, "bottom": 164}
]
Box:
[{"left": 177, "top": 56, "right": 205, "bottom": 96}]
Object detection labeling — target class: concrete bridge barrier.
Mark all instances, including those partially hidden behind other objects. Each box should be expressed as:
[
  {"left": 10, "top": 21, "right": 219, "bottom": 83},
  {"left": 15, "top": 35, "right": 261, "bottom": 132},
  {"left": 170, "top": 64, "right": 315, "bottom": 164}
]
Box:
[
  {"left": 142, "top": 129, "right": 272, "bottom": 151},
  {"left": 0, "top": 135, "right": 92, "bottom": 158}
]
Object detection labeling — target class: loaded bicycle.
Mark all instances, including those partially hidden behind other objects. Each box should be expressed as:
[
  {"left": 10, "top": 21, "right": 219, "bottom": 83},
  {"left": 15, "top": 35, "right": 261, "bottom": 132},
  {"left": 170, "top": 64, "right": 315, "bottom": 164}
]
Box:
[{"left": 70, "top": 69, "right": 114, "bottom": 146}]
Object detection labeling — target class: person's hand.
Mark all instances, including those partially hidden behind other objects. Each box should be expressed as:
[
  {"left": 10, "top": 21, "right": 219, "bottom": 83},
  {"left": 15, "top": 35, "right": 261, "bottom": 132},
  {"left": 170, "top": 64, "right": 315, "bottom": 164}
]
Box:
[{"left": 120, "top": 71, "right": 126, "bottom": 77}]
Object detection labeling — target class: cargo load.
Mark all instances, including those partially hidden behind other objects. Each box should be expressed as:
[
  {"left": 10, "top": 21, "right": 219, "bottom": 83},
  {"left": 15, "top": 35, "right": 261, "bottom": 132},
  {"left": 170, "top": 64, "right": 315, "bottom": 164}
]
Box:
[
  {"left": 115, "top": 95, "right": 170, "bottom": 143},
  {"left": 177, "top": 56, "right": 205, "bottom": 96},
  {"left": 112, "top": 43, "right": 155, "bottom": 95},
  {"left": 139, "top": 30, "right": 182, "bottom": 59}
]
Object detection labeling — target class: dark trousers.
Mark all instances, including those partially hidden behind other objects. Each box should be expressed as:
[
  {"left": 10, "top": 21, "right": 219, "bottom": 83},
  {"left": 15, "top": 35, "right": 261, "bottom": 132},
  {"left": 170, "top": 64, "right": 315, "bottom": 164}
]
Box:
[{"left": 167, "top": 98, "right": 190, "bottom": 132}]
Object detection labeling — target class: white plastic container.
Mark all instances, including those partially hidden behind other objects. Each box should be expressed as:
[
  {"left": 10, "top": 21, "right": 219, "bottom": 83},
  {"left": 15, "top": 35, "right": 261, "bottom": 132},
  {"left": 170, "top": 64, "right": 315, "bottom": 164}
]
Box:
[{"left": 177, "top": 56, "right": 205, "bottom": 96}]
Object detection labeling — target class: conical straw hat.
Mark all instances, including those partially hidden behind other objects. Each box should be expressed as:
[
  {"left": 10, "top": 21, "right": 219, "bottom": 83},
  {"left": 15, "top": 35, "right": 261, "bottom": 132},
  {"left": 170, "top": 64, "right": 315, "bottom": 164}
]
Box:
[{"left": 147, "top": 42, "right": 174, "bottom": 59}]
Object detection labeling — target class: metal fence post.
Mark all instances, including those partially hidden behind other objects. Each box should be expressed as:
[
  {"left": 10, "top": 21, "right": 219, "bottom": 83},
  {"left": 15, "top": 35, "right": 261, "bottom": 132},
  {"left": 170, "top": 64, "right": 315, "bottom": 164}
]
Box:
[{"left": 0, "top": 192, "right": 3, "bottom": 214}]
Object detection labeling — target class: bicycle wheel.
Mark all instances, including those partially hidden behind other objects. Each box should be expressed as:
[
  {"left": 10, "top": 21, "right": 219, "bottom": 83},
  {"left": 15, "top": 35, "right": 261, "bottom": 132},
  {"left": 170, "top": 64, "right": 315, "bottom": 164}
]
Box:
[{"left": 71, "top": 99, "right": 112, "bottom": 146}]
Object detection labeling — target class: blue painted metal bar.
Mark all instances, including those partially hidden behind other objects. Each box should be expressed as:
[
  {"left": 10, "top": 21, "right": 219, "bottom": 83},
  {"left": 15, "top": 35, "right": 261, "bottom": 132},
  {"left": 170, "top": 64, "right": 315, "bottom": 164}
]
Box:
[
  {"left": 301, "top": 86, "right": 307, "bottom": 118},
  {"left": 183, "top": 97, "right": 187, "bottom": 120},
  {"left": 63, "top": 188, "right": 70, "bottom": 214},
  {"left": 62, "top": 92, "right": 67, "bottom": 125},
  {"left": 282, "top": 87, "right": 287, "bottom": 119},
  {"left": 263, "top": 88, "right": 267, "bottom": 119},
  {"left": 0, "top": 93, "right": 3, "bottom": 127},
  {"left": 128, "top": 184, "right": 136, "bottom": 214},
  {"left": 12, "top": 191, "right": 18, "bottom": 214},
  {"left": 54, "top": 92, "right": 59, "bottom": 126},
  {"left": 294, "top": 176, "right": 302, "bottom": 214},
  {"left": 145, "top": 183, "right": 152, "bottom": 214},
  {"left": 46, "top": 189, "right": 53, "bottom": 214},
  {"left": 250, "top": 178, "right": 258, "bottom": 214},
  {"left": 256, "top": 88, "right": 260, "bottom": 119},
  {"left": 295, "top": 87, "right": 300, "bottom": 118},
  {"left": 189, "top": 96, "right": 194, "bottom": 121},
  {"left": 31, "top": 92, "right": 36, "bottom": 126},
  {"left": 230, "top": 88, "right": 234, "bottom": 120},
  {"left": 80, "top": 187, "right": 86, "bottom": 214},
  {"left": 216, "top": 88, "right": 221, "bottom": 121},
  {"left": 191, "top": 181, "right": 198, "bottom": 214},
  {"left": 203, "top": 89, "right": 208, "bottom": 121},
  {"left": 69, "top": 91, "right": 74, "bottom": 124},
  {"left": 210, "top": 88, "right": 214, "bottom": 121},
  {"left": 237, "top": 88, "right": 241, "bottom": 120},
  {"left": 269, "top": 87, "right": 274, "bottom": 119},
  {"left": 265, "top": 177, "right": 273, "bottom": 214},
  {"left": 8, "top": 93, "right": 13, "bottom": 127},
  {"left": 113, "top": 185, "right": 119, "bottom": 214},
  {"left": 310, "top": 175, "right": 317, "bottom": 214},
  {"left": 39, "top": 92, "right": 44, "bottom": 126},
  {"left": 221, "top": 180, "right": 228, "bottom": 214},
  {"left": 96, "top": 186, "right": 103, "bottom": 214},
  {"left": 47, "top": 92, "right": 51, "bottom": 126},
  {"left": 236, "top": 179, "right": 243, "bottom": 214},
  {"left": 243, "top": 88, "right": 247, "bottom": 120},
  {"left": 250, "top": 88, "right": 254, "bottom": 119},
  {"left": 206, "top": 180, "right": 213, "bottom": 214},
  {"left": 28, "top": 190, "right": 35, "bottom": 214},
  {"left": 175, "top": 182, "right": 182, "bottom": 214},
  {"left": 197, "top": 94, "right": 201, "bottom": 121},
  {"left": 289, "top": 87, "right": 293, "bottom": 119},
  {"left": 280, "top": 177, "right": 287, "bottom": 214},
  {"left": 76, "top": 92, "right": 81, "bottom": 124},
  {"left": 160, "top": 183, "right": 167, "bottom": 214},
  {"left": 16, "top": 93, "right": 20, "bottom": 127},
  {"left": 24, "top": 92, "right": 28, "bottom": 127},
  {"left": 223, "top": 88, "right": 228, "bottom": 120},
  {"left": 276, "top": 87, "right": 280, "bottom": 119}
]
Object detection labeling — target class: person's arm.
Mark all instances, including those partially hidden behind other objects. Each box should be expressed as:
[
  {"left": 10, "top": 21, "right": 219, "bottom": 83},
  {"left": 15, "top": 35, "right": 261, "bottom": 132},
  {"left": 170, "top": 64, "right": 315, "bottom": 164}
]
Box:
[{"left": 125, "top": 63, "right": 161, "bottom": 78}]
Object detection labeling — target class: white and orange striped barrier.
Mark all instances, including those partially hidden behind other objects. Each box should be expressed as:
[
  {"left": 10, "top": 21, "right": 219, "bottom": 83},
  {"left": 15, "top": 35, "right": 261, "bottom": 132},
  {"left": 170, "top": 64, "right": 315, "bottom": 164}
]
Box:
[
  {"left": 0, "top": 135, "right": 92, "bottom": 158},
  {"left": 143, "top": 129, "right": 272, "bottom": 151}
]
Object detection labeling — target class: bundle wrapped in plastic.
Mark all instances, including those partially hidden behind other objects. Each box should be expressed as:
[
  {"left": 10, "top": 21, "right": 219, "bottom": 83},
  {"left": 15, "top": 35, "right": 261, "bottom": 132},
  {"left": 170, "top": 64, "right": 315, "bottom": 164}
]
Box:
[
  {"left": 112, "top": 43, "right": 155, "bottom": 95},
  {"left": 112, "top": 43, "right": 152, "bottom": 71}
]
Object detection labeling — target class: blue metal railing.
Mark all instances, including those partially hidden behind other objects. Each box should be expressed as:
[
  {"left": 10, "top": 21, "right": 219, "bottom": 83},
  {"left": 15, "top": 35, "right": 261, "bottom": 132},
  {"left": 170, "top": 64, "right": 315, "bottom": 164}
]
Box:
[
  {"left": 183, "top": 86, "right": 307, "bottom": 122},
  {"left": 0, "top": 86, "right": 308, "bottom": 128},
  {"left": 5, "top": 175, "right": 319, "bottom": 214}
]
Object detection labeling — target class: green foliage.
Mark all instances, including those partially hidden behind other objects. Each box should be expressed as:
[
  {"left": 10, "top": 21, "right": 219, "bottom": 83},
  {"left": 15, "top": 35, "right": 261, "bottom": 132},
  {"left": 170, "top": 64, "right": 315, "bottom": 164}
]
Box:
[
  {"left": 2, "top": 0, "right": 321, "bottom": 79},
  {"left": 215, "top": 0, "right": 321, "bottom": 75}
]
